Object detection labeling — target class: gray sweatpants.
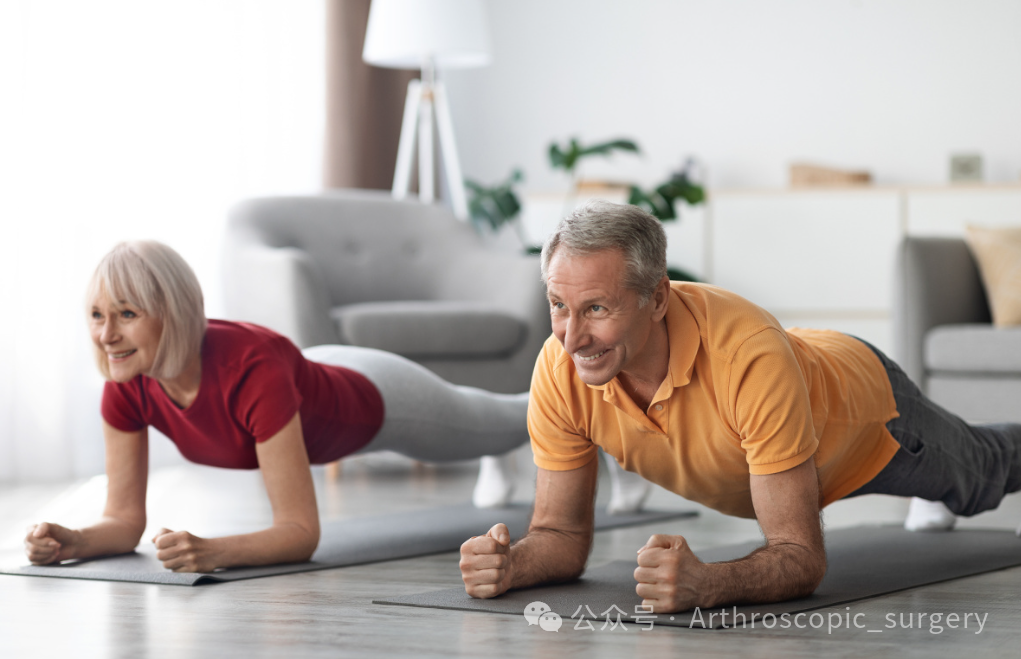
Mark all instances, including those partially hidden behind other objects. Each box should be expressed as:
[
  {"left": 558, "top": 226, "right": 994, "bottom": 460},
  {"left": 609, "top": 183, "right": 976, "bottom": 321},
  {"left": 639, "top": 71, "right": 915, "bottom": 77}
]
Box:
[
  {"left": 302, "top": 345, "right": 529, "bottom": 463},
  {"left": 844, "top": 339, "right": 1021, "bottom": 516}
]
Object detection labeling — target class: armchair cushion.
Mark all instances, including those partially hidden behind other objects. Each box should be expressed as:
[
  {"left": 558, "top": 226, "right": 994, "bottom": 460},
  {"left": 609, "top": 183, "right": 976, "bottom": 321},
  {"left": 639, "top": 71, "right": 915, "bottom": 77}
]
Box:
[
  {"left": 964, "top": 225, "right": 1021, "bottom": 327},
  {"left": 925, "top": 324, "right": 1021, "bottom": 374},
  {"left": 331, "top": 301, "right": 526, "bottom": 358}
]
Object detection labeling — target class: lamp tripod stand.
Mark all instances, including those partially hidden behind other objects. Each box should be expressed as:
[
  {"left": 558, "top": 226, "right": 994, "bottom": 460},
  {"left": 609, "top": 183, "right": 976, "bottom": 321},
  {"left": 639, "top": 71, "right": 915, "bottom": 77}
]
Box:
[{"left": 391, "top": 62, "right": 469, "bottom": 220}]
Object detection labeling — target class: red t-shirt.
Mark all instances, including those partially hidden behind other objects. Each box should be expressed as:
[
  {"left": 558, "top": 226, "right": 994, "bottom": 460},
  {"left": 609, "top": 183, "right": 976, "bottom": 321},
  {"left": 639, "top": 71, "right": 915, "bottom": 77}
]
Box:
[{"left": 101, "top": 320, "right": 384, "bottom": 469}]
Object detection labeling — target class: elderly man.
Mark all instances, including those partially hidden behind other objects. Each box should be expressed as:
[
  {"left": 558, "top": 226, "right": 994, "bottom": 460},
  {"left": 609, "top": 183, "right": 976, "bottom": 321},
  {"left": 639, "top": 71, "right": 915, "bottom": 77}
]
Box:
[{"left": 459, "top": 201, "right": 1021, "bottom": 613}]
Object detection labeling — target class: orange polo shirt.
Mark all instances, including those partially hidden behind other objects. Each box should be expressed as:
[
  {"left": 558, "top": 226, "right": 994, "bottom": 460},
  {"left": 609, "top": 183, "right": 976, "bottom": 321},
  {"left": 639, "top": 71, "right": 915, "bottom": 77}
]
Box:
[{"left": 528, "top": 282, "right": 901, "bottom": 519}]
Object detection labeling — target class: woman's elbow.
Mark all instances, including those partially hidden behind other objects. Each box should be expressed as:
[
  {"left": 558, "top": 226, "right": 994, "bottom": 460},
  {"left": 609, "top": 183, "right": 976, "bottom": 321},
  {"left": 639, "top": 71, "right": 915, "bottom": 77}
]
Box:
[{"left": 295, "top": 524, "right": 320, "bottom": 562}]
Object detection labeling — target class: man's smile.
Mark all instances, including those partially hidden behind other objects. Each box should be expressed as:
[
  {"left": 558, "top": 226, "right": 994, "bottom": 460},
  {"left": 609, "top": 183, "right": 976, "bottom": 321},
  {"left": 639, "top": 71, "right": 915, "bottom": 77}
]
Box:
[{"left": 576, "top": 349, "right": 609, "bottom": 362}]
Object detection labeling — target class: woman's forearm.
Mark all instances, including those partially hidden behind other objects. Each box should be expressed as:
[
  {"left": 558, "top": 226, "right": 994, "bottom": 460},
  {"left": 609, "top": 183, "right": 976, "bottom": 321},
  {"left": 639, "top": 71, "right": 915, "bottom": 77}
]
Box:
[
  {"left": 73, "top": 517, "right": 146, "bottom": 560},
  {"left": 213, "top": 523, "right": 319, "bottom": 568},
  {"left": 159, "top": 522, "right": 320, "bottom": 572}
]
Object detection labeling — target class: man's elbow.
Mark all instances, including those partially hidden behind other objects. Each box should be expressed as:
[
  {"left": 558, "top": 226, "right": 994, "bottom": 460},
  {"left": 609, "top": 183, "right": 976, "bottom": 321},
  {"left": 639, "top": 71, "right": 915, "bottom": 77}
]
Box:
[
  {"left": 795, "top": 552, "right": 827, "bottom": 597},
  {"left": 563, "top": 555, "right": 588, "bottom": 582}
]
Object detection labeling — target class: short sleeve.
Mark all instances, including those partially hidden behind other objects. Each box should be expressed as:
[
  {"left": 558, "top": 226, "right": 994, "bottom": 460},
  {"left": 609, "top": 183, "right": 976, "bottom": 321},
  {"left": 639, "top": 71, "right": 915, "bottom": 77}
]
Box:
[
  {"left": 528, "top": 342, "right": 598, "bottom": 471},
  {"left": 101, "top": 380, "right": 147, "bottom": 432},
  {"left": 728, "top": 329, "right": 819, "bottom": 475},
  {"left": 233, "top": 351, "right": 303, "bottom": 443}
]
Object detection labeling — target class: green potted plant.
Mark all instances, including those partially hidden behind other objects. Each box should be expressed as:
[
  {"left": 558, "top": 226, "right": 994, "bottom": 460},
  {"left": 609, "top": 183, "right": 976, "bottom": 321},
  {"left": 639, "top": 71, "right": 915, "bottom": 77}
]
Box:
[
  {"left": 627, "top": 158, "right": 706, "bottom": 281},
  {"left": 548, "top": 137, "right": 640, "bottom": 213},
  {"left": 464, "top": 168, "right": 541, "bottom": 253}
]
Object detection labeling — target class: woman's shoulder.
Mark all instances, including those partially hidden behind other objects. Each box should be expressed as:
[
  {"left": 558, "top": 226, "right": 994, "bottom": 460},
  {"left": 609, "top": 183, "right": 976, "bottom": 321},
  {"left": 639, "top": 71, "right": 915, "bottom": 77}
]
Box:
[
  {"left": 206, "top": 319, "right": 295, "bottom": 348},
  {"left": 204, "top": 320, "right": 302, "bottom": 369}
]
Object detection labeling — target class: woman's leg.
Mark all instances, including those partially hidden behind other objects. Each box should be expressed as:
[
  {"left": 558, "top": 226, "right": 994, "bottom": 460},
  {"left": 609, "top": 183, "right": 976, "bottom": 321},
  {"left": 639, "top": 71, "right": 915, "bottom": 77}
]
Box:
[
  {"left": 302, "top": 345, "right": 529, "bottom": 462},
  {"left": 603, "top": 449, "right": 651, "bottom": 514}
]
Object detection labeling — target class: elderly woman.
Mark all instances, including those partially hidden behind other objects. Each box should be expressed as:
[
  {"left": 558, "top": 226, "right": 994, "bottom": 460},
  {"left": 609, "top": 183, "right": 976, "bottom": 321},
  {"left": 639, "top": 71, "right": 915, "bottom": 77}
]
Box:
[{"left": 24, "top": 240, "right": 529, "bottom": 572}]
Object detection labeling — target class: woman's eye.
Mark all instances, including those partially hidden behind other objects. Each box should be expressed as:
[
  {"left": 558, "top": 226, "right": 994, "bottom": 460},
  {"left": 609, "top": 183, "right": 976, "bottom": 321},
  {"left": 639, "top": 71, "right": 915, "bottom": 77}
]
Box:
[
  {"left": 91, "top": 311, "right": 102, "bottom": 320},
  {"left": 121, "top": 310, "right": 136, "bottom": 319}
]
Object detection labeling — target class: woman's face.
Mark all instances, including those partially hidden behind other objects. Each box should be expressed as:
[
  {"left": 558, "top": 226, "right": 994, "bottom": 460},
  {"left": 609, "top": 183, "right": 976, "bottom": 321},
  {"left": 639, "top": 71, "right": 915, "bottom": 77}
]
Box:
[{"left": 90, "top": 293, "right": 164, "bottom": 382}]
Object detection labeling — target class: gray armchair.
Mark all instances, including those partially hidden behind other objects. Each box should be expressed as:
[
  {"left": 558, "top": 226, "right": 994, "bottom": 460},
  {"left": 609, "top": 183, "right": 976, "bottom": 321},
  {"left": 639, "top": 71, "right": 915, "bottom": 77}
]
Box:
[
  {"left": 894, "top": 236, "right": 1021, "bottom": 423},
  {"left": 222, "top": 190, "right": 550, "bottom": 394}
]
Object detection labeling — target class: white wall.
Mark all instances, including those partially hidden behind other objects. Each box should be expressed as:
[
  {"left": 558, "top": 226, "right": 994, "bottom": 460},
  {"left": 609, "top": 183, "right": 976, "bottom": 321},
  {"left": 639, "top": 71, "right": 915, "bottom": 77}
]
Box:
[
  {"left": 0, "top": 0, "right": 325, "bottom": 481},
  {"left": 444, "top": 0, "right": 1021, "bottom": 192}
]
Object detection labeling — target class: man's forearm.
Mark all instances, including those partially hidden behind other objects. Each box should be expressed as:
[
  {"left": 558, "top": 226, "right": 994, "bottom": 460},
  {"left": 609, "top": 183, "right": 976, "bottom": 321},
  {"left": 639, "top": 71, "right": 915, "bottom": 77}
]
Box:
[
  {"left": 508, "top": 525, "right": 592, "bottom": 590},
  {"left": 700, "top": 542, "right": 826, "bottom": 608}
]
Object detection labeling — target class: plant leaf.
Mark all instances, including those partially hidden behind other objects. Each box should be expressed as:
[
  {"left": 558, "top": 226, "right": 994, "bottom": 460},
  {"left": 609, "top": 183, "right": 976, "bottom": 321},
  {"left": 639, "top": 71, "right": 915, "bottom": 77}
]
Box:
[
  {"left": 667, "top": 266, "right": 700, "bottom": 282},
  {"left": 577, "top": 139, "right": 640, "bottom": 157}
]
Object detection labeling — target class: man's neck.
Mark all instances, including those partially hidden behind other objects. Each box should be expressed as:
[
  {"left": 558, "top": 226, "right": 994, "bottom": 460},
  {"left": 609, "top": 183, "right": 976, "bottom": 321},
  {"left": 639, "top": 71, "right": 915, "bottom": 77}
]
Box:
[{"left": 617, "top": 318, "right": 670, "bottom": 411}]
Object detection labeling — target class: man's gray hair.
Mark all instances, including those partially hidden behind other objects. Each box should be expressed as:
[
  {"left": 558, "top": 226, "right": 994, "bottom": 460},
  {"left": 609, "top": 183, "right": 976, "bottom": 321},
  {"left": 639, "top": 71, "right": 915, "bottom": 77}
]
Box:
[{"left": 540, "top": 200, "right": 668, "bottom": 306}]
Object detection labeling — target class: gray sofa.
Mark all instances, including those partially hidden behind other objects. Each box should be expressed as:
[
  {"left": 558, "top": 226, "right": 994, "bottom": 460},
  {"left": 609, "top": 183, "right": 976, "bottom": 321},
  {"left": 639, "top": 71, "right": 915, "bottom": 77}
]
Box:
[
  {"left": 222, "top": 191, "right": 551, "bottom": 394},
  {"left": 895, "top": 236, "right": 1021, "bottom": 423}
]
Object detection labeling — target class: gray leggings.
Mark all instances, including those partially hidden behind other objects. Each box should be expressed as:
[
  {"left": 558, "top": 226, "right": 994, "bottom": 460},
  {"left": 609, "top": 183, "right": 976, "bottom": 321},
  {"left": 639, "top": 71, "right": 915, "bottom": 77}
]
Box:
[{"left": 302, "top": 345, "right": 529, "bottom": 462}]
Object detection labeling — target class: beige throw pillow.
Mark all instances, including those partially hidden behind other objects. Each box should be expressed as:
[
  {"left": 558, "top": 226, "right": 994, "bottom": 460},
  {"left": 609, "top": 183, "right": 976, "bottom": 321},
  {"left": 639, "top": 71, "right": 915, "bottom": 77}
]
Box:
[{"left": 964, "top": 224, "right": 1021, "bottom": 327}]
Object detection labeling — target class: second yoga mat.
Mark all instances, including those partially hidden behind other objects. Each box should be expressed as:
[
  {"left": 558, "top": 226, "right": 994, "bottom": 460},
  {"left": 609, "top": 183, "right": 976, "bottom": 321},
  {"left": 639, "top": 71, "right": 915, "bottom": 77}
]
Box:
[
  {"left": 0, "top": 503, "right": 696, "bottom": 586},
  {"left": 376, "top": 526, "right": 1021, "bottom": 629}
]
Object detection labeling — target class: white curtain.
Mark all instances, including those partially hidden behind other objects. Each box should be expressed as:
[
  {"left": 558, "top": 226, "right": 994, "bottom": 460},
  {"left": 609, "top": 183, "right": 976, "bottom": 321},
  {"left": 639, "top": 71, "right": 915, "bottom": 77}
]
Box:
[{"left": 0, "top": 1, "right": 326, "bottom": 482}]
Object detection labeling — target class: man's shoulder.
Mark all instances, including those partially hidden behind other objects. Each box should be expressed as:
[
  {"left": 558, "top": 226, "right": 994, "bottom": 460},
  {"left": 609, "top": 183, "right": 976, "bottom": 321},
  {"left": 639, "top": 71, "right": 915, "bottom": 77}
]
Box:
[{"left": 668, "top": 282, "right": 787, "bottom": 360}]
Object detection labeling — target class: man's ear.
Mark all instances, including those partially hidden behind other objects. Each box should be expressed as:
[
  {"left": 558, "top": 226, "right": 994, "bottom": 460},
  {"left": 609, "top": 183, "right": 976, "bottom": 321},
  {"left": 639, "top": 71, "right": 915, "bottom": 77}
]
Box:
[{"left": 650, "top": 276, "right": 671, "bottom": 321}]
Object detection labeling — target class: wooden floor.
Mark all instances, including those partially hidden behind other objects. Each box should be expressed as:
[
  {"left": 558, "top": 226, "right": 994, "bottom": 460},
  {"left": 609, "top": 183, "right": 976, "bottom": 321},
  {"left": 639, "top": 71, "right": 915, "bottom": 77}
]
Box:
[{"left": 1, "top": 450, "right": 1020, "bottom": 659}]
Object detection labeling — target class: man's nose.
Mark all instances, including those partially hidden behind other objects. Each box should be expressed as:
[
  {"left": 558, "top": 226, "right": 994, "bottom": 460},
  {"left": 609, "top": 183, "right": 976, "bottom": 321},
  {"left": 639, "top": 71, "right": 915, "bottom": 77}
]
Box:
[{"left": 562, "top": 317, "right": 588, "bottom": 354}]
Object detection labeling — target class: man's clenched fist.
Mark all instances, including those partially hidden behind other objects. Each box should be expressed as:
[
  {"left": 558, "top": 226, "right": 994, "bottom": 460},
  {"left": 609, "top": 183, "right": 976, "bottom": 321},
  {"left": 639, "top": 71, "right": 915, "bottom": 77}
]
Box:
[
  {"left": 634, "top": 533, "right": 706, "bottom": 613},
  {"left": 460, "top": 522, "right": 512, "bottom": 598}
]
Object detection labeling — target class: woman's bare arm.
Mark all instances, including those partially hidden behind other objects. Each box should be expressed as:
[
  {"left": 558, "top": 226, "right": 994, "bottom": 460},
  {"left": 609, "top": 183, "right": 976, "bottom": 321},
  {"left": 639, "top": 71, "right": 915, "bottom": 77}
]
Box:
[
  {"left": 25, "top": 421, "right": 148, "bottom": 564},
  {"left": 152, "top": 412, "right": 320, "bottom": 572}
]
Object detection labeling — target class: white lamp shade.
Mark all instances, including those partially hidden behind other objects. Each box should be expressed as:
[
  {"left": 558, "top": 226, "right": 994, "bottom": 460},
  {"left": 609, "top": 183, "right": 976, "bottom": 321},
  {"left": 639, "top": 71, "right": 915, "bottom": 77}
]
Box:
[{"left": 363, "top": 0, "right": 492, "bottom": 70}]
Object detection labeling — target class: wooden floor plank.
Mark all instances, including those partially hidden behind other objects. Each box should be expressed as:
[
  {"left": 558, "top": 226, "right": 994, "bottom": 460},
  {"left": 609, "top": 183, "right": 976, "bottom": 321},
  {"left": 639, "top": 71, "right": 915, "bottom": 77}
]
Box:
[{"left": 1, "top": 456, "right": 1019, "bottom": 658}]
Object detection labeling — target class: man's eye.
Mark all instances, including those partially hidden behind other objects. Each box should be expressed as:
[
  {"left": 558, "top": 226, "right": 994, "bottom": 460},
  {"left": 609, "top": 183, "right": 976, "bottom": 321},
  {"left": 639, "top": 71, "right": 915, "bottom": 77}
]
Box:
[
  {"left": 552, "top": 302, "right": 565, "bottom": 310},
  {"left": 591, "top": 305, "right": 604, "bottom": 312}
]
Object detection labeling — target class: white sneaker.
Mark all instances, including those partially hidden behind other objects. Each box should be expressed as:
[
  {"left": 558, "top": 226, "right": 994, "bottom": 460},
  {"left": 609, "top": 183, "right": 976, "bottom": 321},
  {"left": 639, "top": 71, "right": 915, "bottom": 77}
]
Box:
[
  {"left": 904, "top": 497, "right": 956, "bottom": 532},
  {"left": 472, "top": 453, "right": 517, "bottom": 508},
  {"left": 604, "top": 452, "right": 651, "bottom": 515}
]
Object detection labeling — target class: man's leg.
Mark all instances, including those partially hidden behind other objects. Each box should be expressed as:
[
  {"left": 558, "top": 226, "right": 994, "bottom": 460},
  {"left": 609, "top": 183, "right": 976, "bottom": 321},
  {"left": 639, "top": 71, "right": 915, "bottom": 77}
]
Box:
[{"left": 846, "top": 340, "right": 1021, "bottom": 526}]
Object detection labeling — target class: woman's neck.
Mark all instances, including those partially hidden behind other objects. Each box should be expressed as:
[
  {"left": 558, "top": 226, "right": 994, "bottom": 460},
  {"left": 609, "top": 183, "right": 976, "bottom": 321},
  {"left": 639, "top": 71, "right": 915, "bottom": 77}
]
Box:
[{"left": 157, "top": 352, "right": 203, "bottom": 410}]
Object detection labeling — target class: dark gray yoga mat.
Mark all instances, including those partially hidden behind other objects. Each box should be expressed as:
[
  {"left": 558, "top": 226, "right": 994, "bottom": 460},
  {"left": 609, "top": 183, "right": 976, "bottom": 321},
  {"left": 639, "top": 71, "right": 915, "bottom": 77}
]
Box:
[
  {"left": 0, "top": 503, "right": 695, "bottom": 586},
  {"left": 375, "top": 526, "right": 1021, "bottom": 629}
]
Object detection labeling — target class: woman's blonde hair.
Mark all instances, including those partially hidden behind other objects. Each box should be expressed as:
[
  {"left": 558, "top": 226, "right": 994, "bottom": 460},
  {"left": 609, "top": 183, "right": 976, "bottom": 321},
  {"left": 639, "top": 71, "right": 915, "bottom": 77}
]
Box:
[{"left": 86, "top": 241, "right": 207, "bottom": 381}]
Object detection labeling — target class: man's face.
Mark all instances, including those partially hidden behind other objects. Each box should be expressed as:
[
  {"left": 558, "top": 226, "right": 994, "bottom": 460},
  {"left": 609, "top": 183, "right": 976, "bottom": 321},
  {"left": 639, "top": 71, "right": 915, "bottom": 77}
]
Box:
[{"left": 546, "top": 248, "right": 660, "bottom": 387}]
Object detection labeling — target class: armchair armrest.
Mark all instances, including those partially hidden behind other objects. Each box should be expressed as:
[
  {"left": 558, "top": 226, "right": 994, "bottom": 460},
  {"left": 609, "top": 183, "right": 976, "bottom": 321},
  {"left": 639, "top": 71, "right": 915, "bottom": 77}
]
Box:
[
  {"left": 894, "top": 237, "right": 991, "bottom": 387},
  {"left": 221, "top": 243, "right": 337, "bottom": 349}
]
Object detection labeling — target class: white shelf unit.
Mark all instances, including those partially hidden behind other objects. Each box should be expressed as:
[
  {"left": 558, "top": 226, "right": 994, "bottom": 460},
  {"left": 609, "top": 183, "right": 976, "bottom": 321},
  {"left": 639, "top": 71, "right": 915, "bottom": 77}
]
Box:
[{"left": 522, "top": 185, "right": 1021, "bottom": 356}]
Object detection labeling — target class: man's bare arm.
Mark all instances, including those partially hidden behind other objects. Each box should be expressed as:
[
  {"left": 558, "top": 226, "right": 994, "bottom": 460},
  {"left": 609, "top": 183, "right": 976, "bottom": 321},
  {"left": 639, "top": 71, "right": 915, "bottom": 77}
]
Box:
[
  {"left": 635, "top": 457, "right": 825, "bottom": 611},
  {"left": 460, "top": 458, "right": 597, "bottom": 597}
]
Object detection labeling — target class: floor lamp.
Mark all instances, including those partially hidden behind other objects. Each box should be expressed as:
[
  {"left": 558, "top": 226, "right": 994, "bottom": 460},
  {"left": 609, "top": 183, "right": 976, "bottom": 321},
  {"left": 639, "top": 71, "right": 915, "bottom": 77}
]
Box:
[{"left": 363, "top": 0, "right": 491, "bottom": 220}]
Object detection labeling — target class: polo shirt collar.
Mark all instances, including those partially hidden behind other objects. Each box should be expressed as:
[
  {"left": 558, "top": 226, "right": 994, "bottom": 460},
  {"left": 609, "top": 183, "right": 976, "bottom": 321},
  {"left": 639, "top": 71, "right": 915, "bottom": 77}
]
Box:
[{"left": 663, "top": 287, "right": 700, "bottom": 390}]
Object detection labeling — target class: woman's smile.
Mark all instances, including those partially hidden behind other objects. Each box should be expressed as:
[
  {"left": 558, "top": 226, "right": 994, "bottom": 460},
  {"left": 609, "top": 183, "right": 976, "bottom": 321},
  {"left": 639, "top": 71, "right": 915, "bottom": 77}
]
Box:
[{"left": 108, "top": 349, "right": 137, "bottom": 361}]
